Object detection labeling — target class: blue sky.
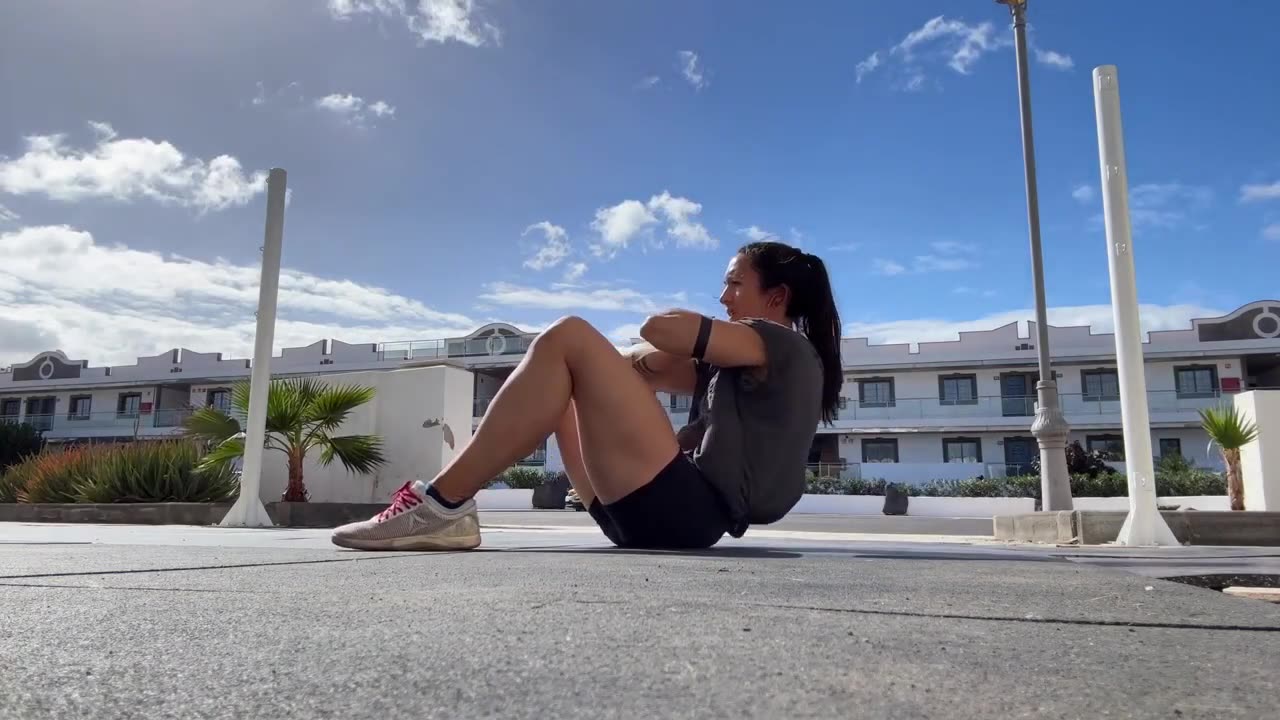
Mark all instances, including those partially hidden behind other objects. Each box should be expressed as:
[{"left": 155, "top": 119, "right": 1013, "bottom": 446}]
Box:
[{"left": 2, "top": 0, "right": 1279, "bottom": 366}]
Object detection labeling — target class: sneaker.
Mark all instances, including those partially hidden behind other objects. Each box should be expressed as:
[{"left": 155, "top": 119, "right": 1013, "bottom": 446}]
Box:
[{"left": 331, "top": 481, "right": 482, "bottom": 551}]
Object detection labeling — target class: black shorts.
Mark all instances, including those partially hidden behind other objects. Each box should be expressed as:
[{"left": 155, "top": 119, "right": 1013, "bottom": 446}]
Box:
[{"left": 587, "top": 451, "right": 731, "bottom": 550}]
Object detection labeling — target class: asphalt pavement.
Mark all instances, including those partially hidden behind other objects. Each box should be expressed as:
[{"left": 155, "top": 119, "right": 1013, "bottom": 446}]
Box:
[{"left": 2, "top": 513, "right": 1278, "bottom": 719}]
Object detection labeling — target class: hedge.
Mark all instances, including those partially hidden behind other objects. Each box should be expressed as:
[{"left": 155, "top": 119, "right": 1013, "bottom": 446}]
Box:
[
  {"left": 2, "top": 440, "right": 239, "bottom": 504},
  {"left": 804, "top": 469, "right": 1226, "bottom": 499}
]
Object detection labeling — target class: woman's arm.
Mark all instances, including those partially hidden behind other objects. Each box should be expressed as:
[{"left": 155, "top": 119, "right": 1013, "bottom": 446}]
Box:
[
  {"left": 621, "top": 341, "right": 698, "bottom": 394},
  {"left": 639, "top": 310, "right": 767, "bottom": 369}
]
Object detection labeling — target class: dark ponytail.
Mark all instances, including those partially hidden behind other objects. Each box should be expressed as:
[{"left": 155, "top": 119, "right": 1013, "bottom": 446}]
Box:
[{"left": 738, "top": 241, "right": 844, "bottom": 424}]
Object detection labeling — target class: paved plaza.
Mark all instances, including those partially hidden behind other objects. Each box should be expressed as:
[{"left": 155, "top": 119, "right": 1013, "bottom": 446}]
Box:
[{"left": 3, "top": 512, "right": 1279, "bottom": 719}]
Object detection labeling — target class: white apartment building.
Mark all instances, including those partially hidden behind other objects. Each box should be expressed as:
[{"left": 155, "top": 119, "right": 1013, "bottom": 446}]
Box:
[{"left": 4, "top": 301, "right": 1279, "bottom": 486}]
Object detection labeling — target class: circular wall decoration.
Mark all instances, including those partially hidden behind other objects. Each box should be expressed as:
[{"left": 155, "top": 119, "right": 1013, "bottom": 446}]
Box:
[
  {"left": 1253, "top": 306, "right": 1280, "bottom": 339},
  {"left": 37, "top": 357, "right": 56, "bottom": 380},
  {"left": 485, "top": 334, "right": 507, "bottom": 356}
]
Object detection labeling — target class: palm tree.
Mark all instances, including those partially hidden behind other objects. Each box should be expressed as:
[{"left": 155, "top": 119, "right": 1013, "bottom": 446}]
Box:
[
  {"left": 183, "top": 377, "right": 386, "bottom": 502},
  {"left": 1199, "top": 404, "right": 1259, "bottom": 511}
]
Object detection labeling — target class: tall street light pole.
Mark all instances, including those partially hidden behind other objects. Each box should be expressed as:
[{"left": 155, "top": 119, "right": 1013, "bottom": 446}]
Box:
[{"left": 997, "top": 0, "right": 1072, "bottom": 511}]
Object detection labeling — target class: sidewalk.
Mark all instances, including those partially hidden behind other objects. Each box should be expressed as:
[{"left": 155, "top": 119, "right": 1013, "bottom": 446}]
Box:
[{"left": 3, "top": 515, "right": 1278, "bottom": 719}]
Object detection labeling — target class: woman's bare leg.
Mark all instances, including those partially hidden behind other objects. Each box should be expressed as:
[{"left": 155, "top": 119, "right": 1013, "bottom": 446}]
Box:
[
  {"left": 430, "top": 315, "right": 680, "bottom": 504},
  {"left": 555, "top": 401, "right": 596, "bottom": 507}
]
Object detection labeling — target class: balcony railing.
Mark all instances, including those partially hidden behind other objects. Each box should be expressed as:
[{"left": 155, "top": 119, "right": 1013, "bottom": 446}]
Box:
[
  {"left": 381, "top": 336, "right": 536, "bottom": 362},
  {"left": 831, "top": 390, "right": 1227, "bottom": 423},
  {"left": 15, "top": 409, "right": 194, "bottom": 437}
]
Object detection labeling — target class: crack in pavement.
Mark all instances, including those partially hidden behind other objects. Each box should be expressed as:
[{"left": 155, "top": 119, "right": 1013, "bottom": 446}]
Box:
[
  {"left": 0, "top": 552, "right": 445, "bottom": 581},
  {"left": 752, "top": 601, "right": 1280, "bottom": 633},
  {"left": 0, "top": 581, "right": 276, "bottom": 594}
]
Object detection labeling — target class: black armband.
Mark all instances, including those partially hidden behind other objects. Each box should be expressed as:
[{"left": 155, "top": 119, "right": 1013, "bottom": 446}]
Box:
[{"left": 691, "top": 314, "right": 713, "bottom": 360}]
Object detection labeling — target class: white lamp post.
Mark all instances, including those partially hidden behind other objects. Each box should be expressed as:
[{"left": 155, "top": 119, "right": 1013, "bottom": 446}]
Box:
[
  {"left": 1091, "top": 67, "right": 1179, "bottom": 546},
  {"left": 219, "top": 168, "right": 287, "bottom": 528}
]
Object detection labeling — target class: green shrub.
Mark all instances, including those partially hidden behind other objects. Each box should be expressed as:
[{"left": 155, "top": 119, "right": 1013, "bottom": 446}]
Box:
[
  {"left": 492, "top": 466, "right": 552, "bottom": 490},
  {"left": 0, "top": 421, "right": 45, "bottom": 475},
  {"left": 3, "top": 440, "right": 239, "bottom": 504}
]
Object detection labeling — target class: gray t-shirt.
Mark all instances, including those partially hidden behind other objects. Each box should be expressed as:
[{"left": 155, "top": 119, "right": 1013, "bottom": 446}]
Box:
[{"left": 682, "top": 318, "right": 824, "bottom": 538}]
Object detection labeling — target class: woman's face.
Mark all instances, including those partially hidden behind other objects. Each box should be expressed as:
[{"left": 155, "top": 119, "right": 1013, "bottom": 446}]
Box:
[{"left": 719, "top": 253, "right": 780, "bottom": 322}]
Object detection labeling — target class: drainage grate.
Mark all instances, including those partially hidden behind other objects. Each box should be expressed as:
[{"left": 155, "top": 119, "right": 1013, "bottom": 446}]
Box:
[{"left": 1162, "top": 574, "right": 1280, "bottom": 591}]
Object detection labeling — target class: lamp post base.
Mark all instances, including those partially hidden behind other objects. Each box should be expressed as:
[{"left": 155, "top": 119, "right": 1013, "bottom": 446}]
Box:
[
  {"left": 1031, "top": 380, "right": 1073, "bottom": 512},
  {"left": 218, "top": 494, "right": 275, "bottom": 528}
]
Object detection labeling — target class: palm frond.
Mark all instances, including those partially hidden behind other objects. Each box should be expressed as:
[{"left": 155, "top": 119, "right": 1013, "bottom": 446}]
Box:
[
  {"left": 1199, "top": 405, "right": 1259, "bottom": 450},
  {"left": 230, "top": 381, "right": 253, "bottom": 416},
  {"left": 196, "top": 436, "right": 246, "bottom": 472},
  {"left": 304, "top": 383, "right": 377, "bottom": 432},
  {"left": 318, "top": 434, "right": 386, "bottom": 474},
  {"left": 182, "top": 406, "right": 242, "bottom": 443},
  {"left": 265, "top": 378, "right": 310, "bottom": 436}
]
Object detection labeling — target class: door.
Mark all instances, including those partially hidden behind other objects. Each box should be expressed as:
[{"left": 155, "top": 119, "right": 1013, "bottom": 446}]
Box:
[
  {"left": 1004, "top": 437, "right": 1038, "bottom": 476},
  {"left": 1001, "top": 374, "right": 1035, "bottom": 416}
]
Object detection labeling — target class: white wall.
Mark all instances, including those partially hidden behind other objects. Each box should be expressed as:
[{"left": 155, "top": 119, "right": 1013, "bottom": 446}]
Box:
[
  {"left": 1235, "top": 390, "right": 1280, "bottom": 510},
  {"left": 258, "top": 364, "right": 475, "bottom": 504}
]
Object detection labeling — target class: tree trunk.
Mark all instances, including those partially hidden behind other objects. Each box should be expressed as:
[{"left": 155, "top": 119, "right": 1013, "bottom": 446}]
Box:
[
  {"left": 1224, "top": 448, "right": 1244, "bottom": 511},
  {"left": 282, "top": 449, "right": 309, "bottom": 502}
]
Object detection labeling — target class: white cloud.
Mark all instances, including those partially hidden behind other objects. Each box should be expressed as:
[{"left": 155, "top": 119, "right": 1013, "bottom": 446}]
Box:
[
  {"left": 1072, "top": 184, "right": 1095, "bottom": 203},
  {"left": 1127, "top": 182, "right": 1213, "bottom": 230},
  {"left": 873, "top": 259, "right": 906, "bottom": 276},
  {"left": 327, "top": 0, "right": 500, "bottom": 47},
  {"left": 855, "top": 51, "right": 881, "bottom": 83},
  {"left": 879, "top": 241, "right": 979, "bottom": 275},
  {"left": 477, "top": 282, "right": 681, "bottom": 313},
  {"left": 1263, "top": 223, "right": 1280, "bottom": 241},
  {"left": 1034, "top": 48, "right": 1074, "bottom": 70},
  {"left": 0, "top": 122, "right": 267, "bottom": 213},
  {"left": 953, "top": 286, "right": 996, "bottom": 297},
  {"left": 1241, "top": 181, "right": 1280, "bottom": 203},
  {"left": 827, "top": 242, "right": 861, "bottom": 252},
  {"left": 912, "top": 254, "right": 974, "bottom": 272},
  {"left": 0, "top": 203, "right": 17, "bottom": 222},
  {"left": 563, "top": 262, "right": 588, "bottom": 282},
  {"left": 929, "top": 240, "right": 976, "bottom": 254},
  {"left": 892, "top": 16, "right": 1002, "bottom": 75},
  {"left": 636, "top": 76, "right": 661, "bottom": 90},
  {"left": 590, "top": 191, "right": 717, "bottom": 257},
  {"left": 315, "top": 93, "right": 397, "bottom": 127},
  {"left": 678, "top": 50, "right": 708, "bottom": 90},
  {"left": 859, "top": 15, "right": 1070, "bottom": 90},
  {"left": 0, "top": 225, "right": 477, "bottom": 366},
  {"left": 844, "top": 303, "right": 1224, "bottom": 346},
  {"left": 590, "top": 199, "right": 657, "bottom": 256},
  {"left": 609, "top": 323, "right": 643, "bottom": 343},
  {"left": 521, "top": 221, "right": 570, "bottom": 271},
  {"left": 737, "top": 225, "right": 775, "bottom": 241}
]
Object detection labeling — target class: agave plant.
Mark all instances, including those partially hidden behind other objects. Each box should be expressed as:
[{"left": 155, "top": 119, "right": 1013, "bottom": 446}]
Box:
[
  {"left": 182, "top": 377, "right": 386, "bottom": 502},
  {"left": 1199, "top": 405, "right": 1259, "bottom": 511}
]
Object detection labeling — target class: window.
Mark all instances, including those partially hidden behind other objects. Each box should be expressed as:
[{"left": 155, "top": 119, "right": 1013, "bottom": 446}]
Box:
[
  {"left": 668, "top": 394, "right": 692, "bottom": 411},
  {"left": 0, "top": 398, "right": 19, "bottom": 423},
  {"left": 938, "top": 374, "right": 978, "bottom": 405},
  {"left": 1081, "top": 369, "right": 1120, "bottom": 402},
  {"left": 1086, "top": 434, "right": 1125, "bottom": 461},
  {"left": 943, "top": 437, "right": 983, "bottom": 463},
  {"left": 117, "top": 393, "right": 142, "bottom": 418},
  {"left": 24, "top": 397, "right": 55, "bottom": 431},
  {"left": 1175, "top": 365, "right": 1218, "bottom": 398},
  {"left": 858, "top": 378, "right": 895, "bottom": 408},
  {"left": 1159, "top": 438, "right": 1182, "bottom": 458},
  {"left": 837, "top": 396, "right": 847, "bottom": 410},
  {"left": 68, "top": 395, "right": 92, "bottom": 420},
  {"left": 207, "top": 388, "right": 231, "bottom": 412},
  {"left": 862, "top": 438, "right": 899, "bottom": 463}
]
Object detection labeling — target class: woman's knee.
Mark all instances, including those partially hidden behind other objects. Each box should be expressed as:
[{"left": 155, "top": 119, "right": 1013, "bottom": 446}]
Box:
[{"left": 536, "top": 315, "right": 604, "bottom": 351}]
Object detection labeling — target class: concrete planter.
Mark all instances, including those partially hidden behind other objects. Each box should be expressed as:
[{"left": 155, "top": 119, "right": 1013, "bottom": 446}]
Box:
[
  {"left": 474, "top": 489, "right": 535, "bottom": 510},
  {"left": 1070, "top": 495, "right": 1230, "bottom": 512},
  {"left": 790, "top": 494, "right": 1035, "bottom": 517}
]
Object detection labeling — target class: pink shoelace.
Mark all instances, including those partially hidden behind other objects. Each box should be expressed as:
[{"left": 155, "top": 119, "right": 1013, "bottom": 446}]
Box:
[{"left": 378, "top": 482, "right": 422, "bottom": 522}]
